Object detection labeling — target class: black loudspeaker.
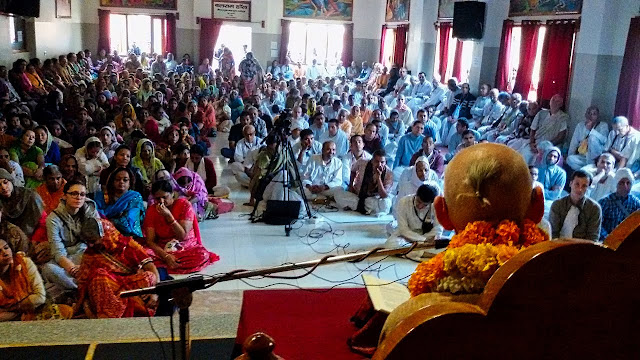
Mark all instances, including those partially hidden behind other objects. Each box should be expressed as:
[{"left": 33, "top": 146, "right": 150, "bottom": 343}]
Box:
[
  {"left": 453, "top": 1, "right": 486, "bottom": 40},
  {"left": 263, "top": 200, "right": 301, "bottom": 225}
]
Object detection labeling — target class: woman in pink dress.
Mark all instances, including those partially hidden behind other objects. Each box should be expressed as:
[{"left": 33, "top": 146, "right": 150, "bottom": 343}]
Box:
[{"left": 143, "top": 180, "right": 219, "bottom": 274}]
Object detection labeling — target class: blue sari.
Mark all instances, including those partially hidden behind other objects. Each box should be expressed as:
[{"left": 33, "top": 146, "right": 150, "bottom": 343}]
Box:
[{"left": 95, "top": 190, "right": 145, "bottom": 238}]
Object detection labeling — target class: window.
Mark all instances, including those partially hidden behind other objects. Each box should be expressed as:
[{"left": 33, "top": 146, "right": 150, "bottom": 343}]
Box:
[
  {"left": 288, "top": 22, "right": 345, "bottom": 65},
  {"left": 507, "top": 25, "right": 575, "bottom": 102},
  {"left": 212, "top": 25, "right": 252, "bottom": 73},
  {"left": 434, "top": 27, "right": 475, "bottom": 84},
  {"left": 381, "top": 28, "right": 395, "bottom": 67},
  {"left": 9, "top": 16, "right": 27, "bottom": 52},
  {"left": 109, "top": 14, "right": 166, "bottom": 56}
]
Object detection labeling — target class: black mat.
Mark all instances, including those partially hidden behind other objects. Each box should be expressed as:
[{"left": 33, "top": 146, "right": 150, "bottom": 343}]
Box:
[
  {"left": 93, "top": 338, "right": 236, "bottom": 360},
  {"left": 2, "top": 344, "right": 89, "bottom": 360}
]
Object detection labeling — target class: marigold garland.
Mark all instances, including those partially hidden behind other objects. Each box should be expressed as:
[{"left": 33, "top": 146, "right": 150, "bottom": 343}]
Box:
[{"left": 408, "top": 220, "right": 548, "bottom": 297}]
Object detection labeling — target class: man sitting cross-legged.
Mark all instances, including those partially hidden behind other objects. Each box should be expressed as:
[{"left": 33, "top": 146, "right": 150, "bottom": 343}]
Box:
[
  {"left": 292, "top": 128, "right": 322, "bottom": 172},
  {"left": 302, "top": 141, "right": 343, "bottom": 201},
  {"left": 230, "top": 124, "right": 262, "bottom": 187},
  {"left": 336, "top": 149, "right": 393, "bottom": 216}
]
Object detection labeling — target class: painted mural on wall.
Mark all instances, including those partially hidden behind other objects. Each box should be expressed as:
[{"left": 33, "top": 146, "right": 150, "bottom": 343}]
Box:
[
  {"left": 99, "top": 0, "right": 177, "bottom": 10},
  {"left": 385, "top": 0, "right": 410, "bottom": 22},
  {"left": 438, "top": 0, "right": 455, "bottom": 19},
  {"left": 283, "top": 0, "right": 354, "bottom": 21},
  {"left": 509, "top": 0, "right": 583, "bottom": 16}
]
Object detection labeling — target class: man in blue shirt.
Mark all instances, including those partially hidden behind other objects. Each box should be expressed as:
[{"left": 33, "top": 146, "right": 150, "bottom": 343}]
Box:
[
  {"left": 393, "top": 121, "right": 425, "bottom": 180},
  {"left": 598, "top": 168, "right": 640, "bottom": 241}
]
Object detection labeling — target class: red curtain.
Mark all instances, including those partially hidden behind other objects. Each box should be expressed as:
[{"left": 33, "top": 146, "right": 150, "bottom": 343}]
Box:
[
  {"left": 538, "top": 20, "right": 577, "bottom": 104},
  {"left": 512, "top": 21, "right": 541, "bottom": 97},
  {"left": 495, "top": 20, "right": 514, "bottom": 91},
  {"left": 199, "top": 18, "right": 222, "bottom": 63},
  {"left": 393, "top": 25, "right": 408, "bottom": 67},
  {"left": 438, "top": 22, "right": 452, "bottom": 84},
  {"left": 342, "top": 23, "right": 354, "bottom": 66},
  {"left": 615, "top": 17, "right": 640, "bottom": 128},
  {"left": 164, "top": 13, "right": 177, "bottom": 57},
  {"left": 279, "top": 19, "right": 291, "bottom": 64},
  {"left": 379, "top": 25, "right": 388, "bottom": 64},
  {"left": 451, "top": 40, "right": 464, "bottom": 82},
  {"left": 97, "top": 9, "right": 111, "bottom": 54}
]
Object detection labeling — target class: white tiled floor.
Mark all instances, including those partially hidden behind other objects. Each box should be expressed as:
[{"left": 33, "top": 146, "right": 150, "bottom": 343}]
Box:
[{"left": 193, "top": 132, "right": 419, "bottom": 292}]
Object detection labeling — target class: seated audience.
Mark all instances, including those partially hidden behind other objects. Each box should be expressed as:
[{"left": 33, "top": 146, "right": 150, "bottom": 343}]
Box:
[
  {"left": 341, "top": 134, "right": 372, "bottom": 188},
  {"left": 440, "top": 83, "right": 476, "bottom": 143},
  {"left": 132, "top": 139, "right": 165, "bottom": 196},
  {"left": 144, "top": 180, "right": 219, "bottom": 274},
  {"left": 186, "top": 144, "right": 226, "bottom": 196},
  {"left": 221, "top": 111, "right": 252, "bottom": 160},
  {"left": 598, "top": 168, "right": 640, "bottom": 241},
  {"left": 517, "top": 94, "right": 570, "bottom": 165},
  {"left": 10, "top": 129, "right": 45, "bottom": 188},
  {"left": 76, "top": 137, "right": 110, "bottom": 196},
  {"left": 0, "top": 168, "right": 45, "bottom": 239},
  {"left": 231, "top": 124, "right": 262, "bottom": 187},
  {"left": 293, "top": 128, "right": 322, "bottom": 172},
  {"left": 34, "top": 126, "right": 61, "bottom": 165},
  {"left": 549, "top": 170, "right": 601, "bottom": 242},
  {"left": 44, "top": 180, "right": 99, "bottom": 293},
  {"left": 0, "top": 238, "right": 72, "bottom": 321},
  {"left": 449, "top": 129, "right": 477, "bottom": 159},
  {"left": 363, "top": 122, "right": 383, "bottom": 154},
  {"left": 538, "top": 146, "right": 566, "bottom": 202},
  {"left": 397, "top": 156, "right": 440, "bottom": 200},
  {"left": 95, "top": 167, "right": 145, "bottom": 238},
  {"left": 36, "top": 165, "right": 66, "bottom": 214},
  {"left": 309, "top": 113, "right": 328, "bottom": 140},
  {"left": 566, "top": 106, "right": 609, "bottom": 170},
  {"left": 409, "top": 135, "right": 444, "bottom": 178},
  {"left": 444, "top": 119, "right": 470, "bottom": 162},
  {"left": 302, "top": 141, "right": 343, "bottom": 200},
  {"left": 319, "top": 119, "right": 349, "bottom": 158},
  {"left": 393, "top": 121, "right": 424, "bottom": 179},
  {"left": 0, "top": 146, "right": 24, "bottom": 187},
  {"left": 386, "top": 184, "right": 442, "bottom": 248},
  {"left": 336, "top": 149, "right": 393, "bottom": 215},
  {"left": 173, "top": 167, "right": 215, "bottom": 221},
  {"left": 582, "top": 152, "right": 617, "bottom": 201},
  {"left": 99, "top": 126, "right": 120, "bottom": 160},
  {"left": 76, "top": 218, "right": 160, "bottom": 318},
  {"left": 604, "top": 116, "right": 640, "bottom": 168}
]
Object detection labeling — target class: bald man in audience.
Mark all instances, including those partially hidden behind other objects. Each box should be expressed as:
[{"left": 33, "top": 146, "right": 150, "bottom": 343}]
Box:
[
  {"left": 231, "top": 124, "right": 262, "bottom": 187},
  {"left": 519, "top": 94, "right": 570, "bottom": 165},
  {"left": 603, "top": 116, "right": 640, "bottom": 169}
]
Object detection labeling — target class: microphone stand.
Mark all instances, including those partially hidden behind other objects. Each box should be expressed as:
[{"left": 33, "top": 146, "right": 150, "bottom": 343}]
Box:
[{"left": 120, "top": 243, "right": 436, "bottom": 360}]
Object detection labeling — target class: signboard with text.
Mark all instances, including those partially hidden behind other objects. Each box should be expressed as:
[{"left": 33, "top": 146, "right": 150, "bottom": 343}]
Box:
[{"left": 213, "top": 1, "right": 251, "bottom": 22}]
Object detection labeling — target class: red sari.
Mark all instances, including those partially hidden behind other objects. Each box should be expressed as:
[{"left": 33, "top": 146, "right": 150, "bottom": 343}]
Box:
[
  {"left": 144, "top": 198, "right": 219, "bottom": 274},
  {"left": 76, "top": 220, "right": 158, "bottom": 318}
]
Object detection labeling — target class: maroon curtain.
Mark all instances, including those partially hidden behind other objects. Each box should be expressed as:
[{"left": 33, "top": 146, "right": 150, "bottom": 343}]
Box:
[
  {"left": 379, "top": 25, "right": 388, "bottom": 63},
  {"left": 164, "top": 13, "right": 177, "bottom": 57},
  {"left": 393, "top": 25, "right": 408, "bottom": 67},
  {"left": 538, "top": 20, "right": 577, "bottom": 104},
  {"left": 342, "top": 23, "right": 354, "bottom": 66},
  {"left": 495, "top": 20, "right": 514, "bottom": 91},
  {"left": 438, "top": 23, "right": 452, "bottom": 84},
  {"left": 279, "top": 19, "right": 291, "bottom": 64},
  {"left": 97, "top": 9, "right": 111, "bottom": 54},
  {"left": 616, "top": 17, "right": 640, "bottom": 128},
  {"left": 512, "top": 21, "right": 541, "bottom": 97},
  {"left": 451, "top": 40, "right": 464, "bottom": 82},
  {"left": 199, "top": 18, "right": 222, "bottom": 63}
]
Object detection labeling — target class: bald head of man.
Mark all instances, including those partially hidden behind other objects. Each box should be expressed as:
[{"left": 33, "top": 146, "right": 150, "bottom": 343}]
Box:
[{"left": 434, "top": 143, "right": 544, "bottom": 232}]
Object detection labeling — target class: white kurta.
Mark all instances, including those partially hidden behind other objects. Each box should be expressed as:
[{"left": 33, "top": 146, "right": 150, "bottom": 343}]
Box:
[
  {"left": 396, "top": 166, "right": 441, "bottom": 200},
  {"left": 387, "top": 195, "right": 443, "bottom": 245},
  {"left": 566, "top": 121, "right": 609, "bottom": 170},
  {"left": 604, "top": 127, "right": 640, "bottom": 166}
]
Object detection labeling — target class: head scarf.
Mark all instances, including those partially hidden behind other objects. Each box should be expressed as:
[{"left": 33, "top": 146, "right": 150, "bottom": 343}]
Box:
[
  {"left": 173, "top": 167, "right": 208, "bottom": 205},
  {"left": 0, "top": 168, "right": 13, "bottom": 184},
  {"left": 615, "top": 168, "right": 634, "bottom": 186},
  {"left": 132, "top": 138, "right": 164, "bottom": 184}
]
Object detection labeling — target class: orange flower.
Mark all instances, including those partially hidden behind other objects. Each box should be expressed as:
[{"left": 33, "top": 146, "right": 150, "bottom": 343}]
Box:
[
  {"left": 520, "top": 219, "right": 548, "bottom": 247},
  {"left": 494, "top": 220, "right": 520, "bottom": 246},
  {"left": 408, "top": 252, "right": 445, "bottom": 297},
  {"left": 495, "top": 244, "right": 519, "bottom": 265},
  {"left": 449, "top": 221, "right": 495, "bottom": 248}
]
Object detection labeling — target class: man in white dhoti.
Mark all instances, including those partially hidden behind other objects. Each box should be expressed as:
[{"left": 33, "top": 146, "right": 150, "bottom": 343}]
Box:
[
  {"left": 302, "top": 141, "right": 343, "bottom": 200},
  {"left": 231, "top": 125, "right": 262, "bottom": 187},
  {"left": 566, "top": 106, "right": 610, "bottom": 170},
  {"left": 407, "top": 72, "right": 434, "bottom": 116}
]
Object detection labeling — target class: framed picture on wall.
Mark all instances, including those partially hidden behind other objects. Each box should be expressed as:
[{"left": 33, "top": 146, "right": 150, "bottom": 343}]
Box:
[
  {"left": 99, "top": 0, "right": 178, "bottom": 10},
  {"left": 509, "top": 0, "right": 583, "bottom": 16},
  {"left": 385, "top": 0, "right": 410, "bottom": 22},
  {"left": 56, "top": 0, "right": 72, "bottom": 18},
  {"left": 283, "top": 0, "right": 353, "bottom": 21},
  {"left": 438, "top": 0, "right": 455, "bottom": 19}
]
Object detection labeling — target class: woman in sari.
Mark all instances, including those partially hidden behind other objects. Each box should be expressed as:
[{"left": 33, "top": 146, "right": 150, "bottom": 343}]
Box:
[
  {"left": 238, "top": 52, "right": 263, "bottom": 98},
  {"left": 173, "top": 167, "right": 213, "bottom": 221},
  {"left": 25, "top": 63, "right": 47, "bottom": 96},
  {"left": 144, "top": 180, "right": 219, "bottom": 274},
  {"left": 100, "top": 145, "right": 144, "bottom": 195},
  {"left": 0, "top": 239, "right": 73, "bottom": 321},
  {"left": 219, "top": 47, "right": 235, "bottom": 80},
  {"left": 34, "top": 126, "right": 60, "bottom": 165},
  {"left": 114, "top": 103, "right": 139, "bottom": 130},
  {"left": 9, "top": 129, "right": 45, "bottom": 188},
  {"left": 132, "top": 139, "right": 165, "bottom": 197},
  {"left": 156, "top": 125, "right": 180, "bottom": 170},
  {"left": 59, "top": 154, "right": 82, "bottom": 183},
  {"left": 95, "top": 167, "right": 145, "bottom": 238},
  {"left": 75, "top": 218, "right": 159, "bottom": 319},
  {"left": 35, "top": 165, "right": 66, "bottom": 215},
  {"left": 99, "top": 126, "right": 120, "bottom": 160}
]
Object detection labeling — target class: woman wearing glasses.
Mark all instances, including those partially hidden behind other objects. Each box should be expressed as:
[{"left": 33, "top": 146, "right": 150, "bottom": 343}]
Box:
[
  {"left": 144, "top": 180, "right": 219, "bottom": 274},
  {"left": 43, "top": 179, "right": 99, "bottom": 296}
]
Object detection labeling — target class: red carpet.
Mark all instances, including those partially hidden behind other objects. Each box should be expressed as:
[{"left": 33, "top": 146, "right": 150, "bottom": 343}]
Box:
[{"left": 236, "top": 288, "right": 368, "bottom": 360}]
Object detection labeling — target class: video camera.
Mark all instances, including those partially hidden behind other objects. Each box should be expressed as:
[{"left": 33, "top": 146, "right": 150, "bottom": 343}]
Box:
[{"left": 273, "top": 108, "right": 293, "bottom": 137}]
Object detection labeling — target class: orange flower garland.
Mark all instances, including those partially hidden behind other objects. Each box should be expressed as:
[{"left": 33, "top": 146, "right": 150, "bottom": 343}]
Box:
[{"left": 408, "top": 220, "right": 548, "bottom": 297}]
